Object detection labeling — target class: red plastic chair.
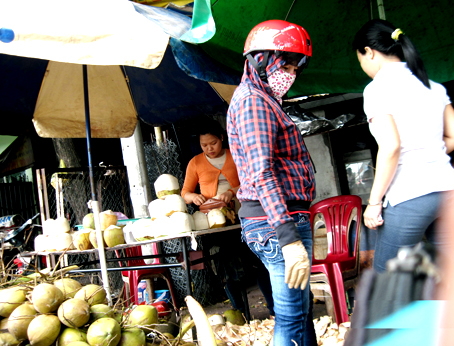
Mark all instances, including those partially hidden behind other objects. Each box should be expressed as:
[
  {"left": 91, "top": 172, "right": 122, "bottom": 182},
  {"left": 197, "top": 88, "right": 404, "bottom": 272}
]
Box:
[
  {"left": 116, "top": 243, "right": 178, "bottom": 309},
  {"left": 310, "top": 195, "right": 362, "bottom": 324}
]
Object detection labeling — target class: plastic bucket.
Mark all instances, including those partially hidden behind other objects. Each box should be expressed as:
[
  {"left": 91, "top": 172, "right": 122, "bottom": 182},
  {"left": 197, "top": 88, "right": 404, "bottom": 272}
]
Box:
[{"left": 154, "top": 289, "right": 170, "bottom": 304}]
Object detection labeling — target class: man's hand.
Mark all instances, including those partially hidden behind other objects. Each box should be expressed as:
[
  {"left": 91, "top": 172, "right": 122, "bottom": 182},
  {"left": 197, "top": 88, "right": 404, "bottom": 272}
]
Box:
[{"left": 281, "top": 240, "right": 310, "bottom": 290}]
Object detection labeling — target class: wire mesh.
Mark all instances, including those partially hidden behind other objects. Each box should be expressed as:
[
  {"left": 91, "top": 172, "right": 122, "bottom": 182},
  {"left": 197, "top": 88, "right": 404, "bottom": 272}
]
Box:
[
  {"left": 38, "top": 166, "right": 134, "bottom": 297},
  {"left": 144, "top": 140, "right": 223, "bottom": 306}
]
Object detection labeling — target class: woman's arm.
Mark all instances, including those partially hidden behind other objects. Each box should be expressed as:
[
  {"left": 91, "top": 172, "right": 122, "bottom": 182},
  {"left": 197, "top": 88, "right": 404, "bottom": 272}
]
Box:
[
  {"left": 364, "top": 114, "right": 401, "bottom": 230},
  {"left": 181, "top": 158, "right": 206, "bottom": 206},
  {"left": 443, "top": 103, "right": 454, "bottom": 154}
]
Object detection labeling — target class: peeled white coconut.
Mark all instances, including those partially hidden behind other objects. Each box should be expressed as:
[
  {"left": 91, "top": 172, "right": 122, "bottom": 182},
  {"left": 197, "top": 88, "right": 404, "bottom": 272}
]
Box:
[
  {"left": 122, "top": 223, "right": 136, "bottom": 244},
  {"left": 55, "top": 217, "right": 71, "bottom": 233},
  {"left": 208, "top": 209, "right": 226, "bottom": 229},
  {"left": 34, "top": 235, "right": 48, "bottom": 252},
  {"left": 154, "top": 174, "right": 180, "bottom": 200},
  {"left": 99, "top": 210, "right": 118, "bottom": 231},
  {"left": 193, "top": 211, "right": 209, "bottom": 231},
  {"left": 148, "top": 199, "right": 167, "bottom": 220},
  {"left": 164, "top": 194, "right": 187, "bottom": 216},
  {"left": 152, "top": 216, "right": 171, "bottom": 238},
  {"left": 131, "top": 218, "right": 154, "bottom": 242},
  {"left": 42, "top": 219, "right": 56, "bottom": 236},
  {"left": 169, "top": 212, "right": 194, "bottom": 235},
  {"left": 54, "top": 233, "right": 74, "bottom": 251}
]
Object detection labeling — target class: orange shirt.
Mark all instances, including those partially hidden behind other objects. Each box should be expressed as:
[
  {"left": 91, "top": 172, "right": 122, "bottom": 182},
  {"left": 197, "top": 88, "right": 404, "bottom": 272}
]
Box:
[{"left": 181, "top": 149, "right": 240, "bottom": 199}]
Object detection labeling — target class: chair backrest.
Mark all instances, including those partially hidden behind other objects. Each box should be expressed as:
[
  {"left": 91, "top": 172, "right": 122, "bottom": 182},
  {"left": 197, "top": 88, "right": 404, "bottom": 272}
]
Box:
[
  {"left": 310, "top": 195, "right": 362, "bottom": 271},
  {"left": 122, "top": 243, "right": 161, "bottom": 267}
]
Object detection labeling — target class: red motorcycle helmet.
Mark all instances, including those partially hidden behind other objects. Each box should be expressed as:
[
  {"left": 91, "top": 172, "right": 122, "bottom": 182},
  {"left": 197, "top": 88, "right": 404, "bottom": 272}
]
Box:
[
  {"left": 243, "top": 19, "right": 312, "bottom": 81},
  {"left": 244, "top": 19, "right": 312, "bottom": 57}
]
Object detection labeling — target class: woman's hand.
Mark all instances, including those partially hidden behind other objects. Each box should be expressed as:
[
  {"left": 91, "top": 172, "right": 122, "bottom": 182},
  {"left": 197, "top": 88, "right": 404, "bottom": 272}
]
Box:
[
  {"left": 217, "top": 190, "right": 234, "bottom": 204},
  {"left": 364, "top": 204, "right": 384, "bottom": 230},
  {"left": 192, "top": 194, "right": 207, "bottom": 206}
]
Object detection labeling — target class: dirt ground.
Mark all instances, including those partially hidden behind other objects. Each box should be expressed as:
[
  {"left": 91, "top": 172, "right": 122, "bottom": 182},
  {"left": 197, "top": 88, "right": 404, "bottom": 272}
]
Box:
[{"left": 197, "top": 283, "right": 329, "bottom": 321}]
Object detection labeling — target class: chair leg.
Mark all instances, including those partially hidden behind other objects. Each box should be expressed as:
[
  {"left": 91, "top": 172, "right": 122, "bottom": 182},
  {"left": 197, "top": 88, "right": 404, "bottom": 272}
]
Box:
[{"left": 325, "top": 263, "right": 350, "bottom": 324}]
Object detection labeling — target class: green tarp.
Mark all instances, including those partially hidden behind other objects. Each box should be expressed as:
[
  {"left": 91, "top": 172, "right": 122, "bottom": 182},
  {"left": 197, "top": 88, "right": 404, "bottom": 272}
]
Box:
[{"left": 197, "top": 0, "right": 454, "bottom": 96}]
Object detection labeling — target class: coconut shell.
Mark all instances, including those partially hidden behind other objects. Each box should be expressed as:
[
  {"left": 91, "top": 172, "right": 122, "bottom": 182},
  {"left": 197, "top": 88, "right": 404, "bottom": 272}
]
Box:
[
  {"left": 89, "top": 304, "right": 114, "bottom": 323},
  {"left": 99, "top": 211, "right": 117, "bottom": 231},
  {"left": 0, "top": 318, "right": 20, "bottom": 346},
  {"left": 103, "top": 225, "right": 125, "bottom": 248},
  {"left": 27, "top": 314, "right": 61, "bottom": 346},
  {"left": 89, "top": 230, "right": 107, "bottom": 249},
  {"left": 74, "top": 285, "right": 106, "bottom": 306},
  {"left": 58, "top": 328, "right": 88, "bottom": 346},
  {"left": 86, "top": 317, "right": 121, "bottom": 346},
  {"left": 54, "top": 278, "right": 83, "bottom": 299},
  {"left": 125, "top": 305, "right": 157, "bottom": 331},
  {"left": 7, "top": 302, "right": 37, "bottom": 340},
  {"left": 83, "top": 213, "right": 95, "bottom": 229},
  {"left": 73, "top": 230, "right": 93, "bottom": 251},
  {"left": 32, "top": 283, "right": 64, "bottom": 314},
  {"left": 118, "top": 328, "right": 145, "bottom": 346},
  {"left": 58, "top": 298, "right": 90, "bottom": 328},
  {"left": 67, "top": 342, "right": 91, "bottom": 346},
  {"left": 0, "top": 287, "right": 27, "bottom": 318}
]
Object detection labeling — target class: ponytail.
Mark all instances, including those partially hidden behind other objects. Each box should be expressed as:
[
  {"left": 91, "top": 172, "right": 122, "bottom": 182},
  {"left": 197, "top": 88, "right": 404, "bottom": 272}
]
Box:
[{"left": 353, "top": 19, "right": 430, "bottom": 89}]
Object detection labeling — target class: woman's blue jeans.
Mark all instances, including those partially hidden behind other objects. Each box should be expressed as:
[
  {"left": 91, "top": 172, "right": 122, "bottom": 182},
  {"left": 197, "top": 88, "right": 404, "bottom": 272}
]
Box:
[
  {"left": 241, "top": 213, "right": 315, "bottom": 346},
  {"left": 373, "top": 191, "right": 446, "bottom": 272}
]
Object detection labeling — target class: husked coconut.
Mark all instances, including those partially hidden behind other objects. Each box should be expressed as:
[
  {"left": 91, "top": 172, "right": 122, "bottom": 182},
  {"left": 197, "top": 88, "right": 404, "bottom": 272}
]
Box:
[
  {"left": 164, "top": 194, "right": 187, "bottom": 216},
  {"left": 42, "top": 219, "right": 56, "bottom": 236},
  {"left": 66, "top": 342, "right": 90, "bottom": 346},
  {"left": 74, "top": 285, "right": 106, "bottom": 306},
  {"left": 32, "top": 283, "right": 64, "bottom": 314},
  {"left": 130, "top": 218, "right": 154, "bottom": 242},
  {"left": 73, "top": 229, "right": 93, "bottom": 251},
  {"left": 57, "top": 328, "right": 87, "bottom": 346},
  {"left": 27, "top": 314, "right": 61, "bottom": 346},
  {"left": 86, "top": 317, "right": 121, "bottom": 346},
  {"left": 169, "top": 212, "right": 193, "bottom": 235},
  {"left": 103, "top": 225, "right": 125, "bottom": 247},
  {"left": 54, "top": 233, "right": 74, "bottom": 251},
  {"left": 150, "top": 217, "right": 171, "bottom": 238},
  {"left": 208, "top": 209, "right": 226, "bottom": 229},
  {"left": 54, "top": 278, "right": 82, "bottom": 299},
  {"left": 83, "top": 213, "right": 95, "bottom": 229},
  {"left": 148, "top": 199, "right": 167, "bottom": 220},
  {"left": 154, "top": 174, "right": 180, "bottom": 200},
  {"left": 58, "top": 299, "right": 90, "bottom": 328},
  {"left": 55, "top": 217, "right": 71, "bottom": 233},
  {"left": 192, "top": 211, "right": 209, "bottom": 231},
  {"left": 7, "top": 302, "right": 37, "bottom": 340},
  {"left": 34, "top": 235, "right": 48, "bottom": 252},
  {"left": 0, "top": 287, "right": 27, "bottom": 317},
  {"left": 89, "top": 229, "right": 107, "bottom": 249},
  {"left": 0, "top": 318, "right": 20, "bottom": 346},
  {"left": 99, "top": 210, "right": 117, "bottom": 231}
]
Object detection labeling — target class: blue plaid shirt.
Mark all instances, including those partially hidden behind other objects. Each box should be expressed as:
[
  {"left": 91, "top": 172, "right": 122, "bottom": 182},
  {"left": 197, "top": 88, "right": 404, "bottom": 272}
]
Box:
[{"left": 227, "top": 53, "right": 316, "bottom": 247}]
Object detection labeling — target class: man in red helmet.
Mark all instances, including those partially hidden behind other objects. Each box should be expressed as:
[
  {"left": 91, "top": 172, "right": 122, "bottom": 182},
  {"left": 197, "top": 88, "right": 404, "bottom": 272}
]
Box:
[{"left": 227, "top": 20, "right": 316, "bottom": 345}]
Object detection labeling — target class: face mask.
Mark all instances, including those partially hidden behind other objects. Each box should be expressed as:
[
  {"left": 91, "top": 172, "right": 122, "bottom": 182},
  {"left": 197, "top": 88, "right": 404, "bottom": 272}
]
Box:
[{"left": 267, "top": 68, "right": 296, "bottom": 104}]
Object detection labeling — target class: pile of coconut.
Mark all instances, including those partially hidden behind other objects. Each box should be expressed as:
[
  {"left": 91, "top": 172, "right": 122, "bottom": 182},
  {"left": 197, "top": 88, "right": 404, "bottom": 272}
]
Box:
[
  {"left": 34, "top": 211, "right": 127, "bottom": 252},
  {"left": 0, "top": 276, "right": 194, "bottom": 346},
  {"left": 127, "top": 174, "right": 236, "bottom": 243}
]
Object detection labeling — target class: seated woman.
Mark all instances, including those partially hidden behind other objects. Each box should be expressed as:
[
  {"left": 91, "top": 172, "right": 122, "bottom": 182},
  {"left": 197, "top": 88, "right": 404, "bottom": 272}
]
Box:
[
  {"left": 181, "top": 119, "right": 274, "bottom": 318},
  {"left": 181, "top": 119, "right": 239, "bottom": 209}
]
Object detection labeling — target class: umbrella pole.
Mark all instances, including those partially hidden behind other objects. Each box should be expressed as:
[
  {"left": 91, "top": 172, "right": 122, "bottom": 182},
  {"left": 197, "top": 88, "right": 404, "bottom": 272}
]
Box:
[{"left": 83, "top": 64, "right": 113, "bottom": 306}]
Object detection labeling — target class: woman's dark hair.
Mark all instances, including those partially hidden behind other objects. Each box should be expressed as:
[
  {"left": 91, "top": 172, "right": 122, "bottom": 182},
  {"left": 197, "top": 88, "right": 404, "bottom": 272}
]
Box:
[
  {"left": 196, "top": 119, "right": 225, "bottom": 140},
  {"left": 353, "top": 19, "right": 430, "bottom": 88}
]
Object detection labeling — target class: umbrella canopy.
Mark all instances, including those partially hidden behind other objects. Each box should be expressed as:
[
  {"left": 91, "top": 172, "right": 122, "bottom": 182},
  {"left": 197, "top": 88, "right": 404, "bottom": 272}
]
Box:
[{"left": 197, "top": 0, "right": 454, "bottom": 96}]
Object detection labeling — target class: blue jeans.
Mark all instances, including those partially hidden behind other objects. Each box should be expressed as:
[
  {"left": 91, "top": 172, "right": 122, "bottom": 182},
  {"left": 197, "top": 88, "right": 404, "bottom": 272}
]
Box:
[
  {"left": 373, "top": 192, "right": 446, "bottom": 272},
  {"left": 241, "top": 214, "right": 315, "bottom": 346}
]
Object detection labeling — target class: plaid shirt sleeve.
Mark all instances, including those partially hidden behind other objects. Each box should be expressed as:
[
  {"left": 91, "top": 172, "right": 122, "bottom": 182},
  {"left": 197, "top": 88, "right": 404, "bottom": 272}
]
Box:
[{"left": 229, "top": 93, "right": 295, "bottom": 231}]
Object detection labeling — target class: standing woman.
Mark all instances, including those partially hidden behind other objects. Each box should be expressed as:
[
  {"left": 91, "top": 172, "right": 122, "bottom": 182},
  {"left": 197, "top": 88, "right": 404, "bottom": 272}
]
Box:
[{"left": 353, "top": 19, "right": 454, "bottom": 272}]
